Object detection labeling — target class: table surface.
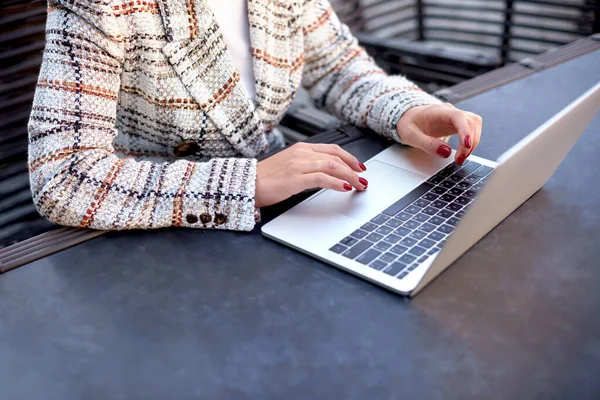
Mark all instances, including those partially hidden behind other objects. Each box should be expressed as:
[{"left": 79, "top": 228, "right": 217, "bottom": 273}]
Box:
[{"left": 1, "top": 50, "right": 599, "bottom": 400}]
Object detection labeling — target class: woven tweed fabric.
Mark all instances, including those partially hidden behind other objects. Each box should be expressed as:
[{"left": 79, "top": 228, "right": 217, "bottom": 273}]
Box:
[{"left": 28, "top": 0, "right": 441, "bottom": 232}]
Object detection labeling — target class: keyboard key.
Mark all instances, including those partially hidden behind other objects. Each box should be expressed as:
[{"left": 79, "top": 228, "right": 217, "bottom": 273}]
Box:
[
  {"left": 383, "top": 233, "right": 402, "bottom": 244},
  {"left": 440, "top": 193, "right": 456, "bottom": 203},
  {"left": 370, "top": 214, "right": 389, "bottom": 225},
  {"left": 413, "top": 213, "right": 430, "bottom": 223},
  {"left": 418, "top": 256, "right": 429, "bottom": 263},
  {"left": 422, "top": 192, "right": 439, "bottom": 201},
  {"left": 403, "top": 220, "right": 421, "bottom": 230},
  {"left": 456, "top": 182, "right": 472, "bottom": 190},
  {"left": 447, "top": 174, "right": 463, "bottom": 183},
  {"left": 472, "top": 183, "right": 484, "bottom": 192},
  {"left": 428, "top": 231, "right": 445, "bottom": 241},
  {"left": 427, "top": 247, "right": 439, "bottom": 255},
  {"left": 431, "top": 186, "right": 447, "bottom": 195},
  {"left": 431, "top": 200, "right": 448, "bottom": 209},
  {"left": 373, "top": 241, "right": 392, "bottom": 252},
  {"left": 329, "top": 244, "right": 347, "bottom": 254},
  {"left": 427, "top": 175, "right": 445, "bottom": 184},
  {"left": 394, "top": 227, "right": 411, "bottom": 236},
  {"left": 376, "top": 226, "right": 394, "bottom": 235},
  {"left": 437, "top": 224, "right": 454, "bottom": 234},
  {"left": 408, "top": 264, "right": 418, "bottom": 271},
  {"left": 419, "top": 222, "right": 436, "bottom": 232},
  {"left": 360, "top": 222, "right": 378, "bottom": 232},
  {"left": 369, "top": 260, "right": 387, "bottom": 271},
  {"left": 455, "top": 210, "right": 466, "bottom": 218},
  {"left": 342, "top": 240, "right": 372, "bottom": 259},
  {"left": 446, "top": 203, "right": 462, "bottom": 212},
  {"left": 382, "top": 183, "right": 434, "bottom": 217},
  {"left": 340, "top": 236, "right": 358, "bottom": 246},
  {"left": 356, "top": 249, "right": 382, "bottom": 265},
  {"left": 383, "top": 262, "right": 406, "bottom": 276},
  {"left": 422, "top": 206, "right": 438, "bottom": 216},
  {"left": 409, "top": 246, "right": 426, "bottom": 256},
  {"left": 413, "top": 199, "right": 430, "bottom": 208},
  {"left": 455, "top": 196, "right": 470, "bottom": 206},
  {"left": 428, "top": 216, "right": 445, "bottom": 225},
  {"left": 472, "top": 165, "right": 494, "bottom": 177},
  {"left": 463, "top": 175, "right": 480, "bottom": 185},
  {"left": 405, "top": 205, "right": 422, "bottom": 214},
  {"left": 397, "top": 271, "right": 409, "bottom": 279},
  {"left": 390, "top": 244, "right": 409, "bottom": 255},
  {"left": 400, "top": 237, "right": 418, "bottom": 247},
  {"left": 396, "top": 211, "right": 412, "bottom": 221},
  {"left": 437, "top": 209, "right": 454, "bottom": 219},
  {"left": 385, "top": 218, "right": 403, "bottom": 228},
  {"left": 408, "top": 230, "right": 427, "bottom": 240},
  {"left": 463, "top": 189, "right": 477, "bottom": 199},
  {"left": 455, "top": 162, "right": 481, "bottom": 176},
  {"left": 447, "top": 217, "right": 460, "bottom": 227},
  {"left": 449, "top": 187, "right": 464, "bottom": 196},
  {"left": 439, "top": 180, "right": 455, "bottom": 189},
  {"left": 399, "top": 254, "right": 417, "bottom": 264},
  {"left": 379, "top": 252, "right": 397, "bottom": 263},
  {"left": 365, "top": 232, "right": 384, "bottom": 242},
  {"left": 419, "top": 238, "right": 436, "bottom": 248},
  {"left": 350, "top": 229, "right": 368, "bottom": 239}
]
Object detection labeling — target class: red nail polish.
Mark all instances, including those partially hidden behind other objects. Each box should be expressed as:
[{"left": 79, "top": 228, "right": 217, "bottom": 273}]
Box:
[
  {"left": 437, "top": 145, "right": 452, "bottom": 158},
  {"left": 343, "top": 183, "right": 352, "bottom": 191},
  {"left": 359, "top": 162, "right": 367, "bottom": 171},
  {"left": 457, "top": 154, "right": 466, "bottom": 166},
  {"left": 359, "top": 177, "right": 368, "bottom": 187},
  {"left": 465, "top": 135, "right": 471, "bottom": 149}
]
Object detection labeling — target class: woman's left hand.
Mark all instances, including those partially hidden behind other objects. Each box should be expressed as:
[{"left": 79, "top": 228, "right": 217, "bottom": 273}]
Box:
[{"left": 396, "top": 103, "right": 482, "bottom": 166}]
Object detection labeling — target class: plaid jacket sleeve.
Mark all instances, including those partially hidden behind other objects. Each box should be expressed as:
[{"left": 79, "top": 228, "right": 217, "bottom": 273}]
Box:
[
  {"left": 301, "top": 0, "right": 443, "bottom": 141},
  {"left": 28, "top": 3, "right": 257, "bottom": 231}
]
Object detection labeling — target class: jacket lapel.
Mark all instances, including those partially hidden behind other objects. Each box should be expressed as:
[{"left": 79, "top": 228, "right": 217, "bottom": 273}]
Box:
[
  {"left": 247, "top": 0, "right": 301, "bottom": 131},
  {"left": 157, "top": 0, "right": 268, "bottom": 157}
]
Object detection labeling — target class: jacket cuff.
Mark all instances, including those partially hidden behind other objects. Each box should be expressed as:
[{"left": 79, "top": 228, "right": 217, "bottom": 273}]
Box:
[
  {"left": 179, "top": 158, "right": 257, "bottom": 231},
  {"left": 367, "top": 85, "right": 443, "bottom": 144}
]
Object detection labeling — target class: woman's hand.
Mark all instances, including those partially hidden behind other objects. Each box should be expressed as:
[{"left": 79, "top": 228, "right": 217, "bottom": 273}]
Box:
[
  {"left": 255, "top": 143, "right": 368, "bottom": 208},
  {"left": 397, "top": 103, "right": 482, "bottom": 165}
]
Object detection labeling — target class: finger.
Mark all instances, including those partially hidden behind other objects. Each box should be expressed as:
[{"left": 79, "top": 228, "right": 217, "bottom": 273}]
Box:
[
  {"left": 299, "top": 157, "right": 367, "bottom": 190},
  {"left": 300, "top": 172, "right": 353, "bottom": 192},
  {"left": 401, "top": 123, "right": 453, "bottom": 159},
  {"left": 308, "top": 143, "right": 365, "bottom": 172},
  {"left": 465, "top": 112, "right": 482, "bottom": 151},
  {"left": 449, "top": 110, "right": 474, "bottom": 151}
]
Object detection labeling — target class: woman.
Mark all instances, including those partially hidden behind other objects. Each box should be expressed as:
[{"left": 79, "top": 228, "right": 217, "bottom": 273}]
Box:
[{"left": 28, "top": 0, "right": 482, "bottom": 232}]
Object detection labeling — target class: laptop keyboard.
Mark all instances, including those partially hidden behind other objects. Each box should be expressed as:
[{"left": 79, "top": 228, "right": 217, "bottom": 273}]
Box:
[{"left": 329, "top": 160, "right": 495, "bottom": 280}]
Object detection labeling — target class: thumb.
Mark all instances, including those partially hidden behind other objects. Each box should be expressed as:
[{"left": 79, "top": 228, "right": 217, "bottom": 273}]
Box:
[{"left": 400, "top": 124, "right": 453, "bottom": 159}]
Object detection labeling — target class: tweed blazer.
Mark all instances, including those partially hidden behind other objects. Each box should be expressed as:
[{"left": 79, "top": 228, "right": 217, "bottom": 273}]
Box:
[{"left": 28, "top": 0, "right": 441, "bottom": 232}]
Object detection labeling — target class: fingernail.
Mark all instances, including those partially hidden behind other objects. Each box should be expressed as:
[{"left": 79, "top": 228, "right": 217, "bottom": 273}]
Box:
[
  {"left": 457, "top": 154, "right": 466, "bottom": 166},
  {"left": 465, "top": 135, "right": 471, "bottom": 149},
  {"left": 359, "top": 177, "right": 368, "bottom": 187},
  {"left": 437, "top": 145, "right": 452, "bottom": 158},
  {"left": 359, "top": 162, "right": 367, "bottom": 171},
  {"left": 343, "top": 183, "right": 352, "bottom": 191}
]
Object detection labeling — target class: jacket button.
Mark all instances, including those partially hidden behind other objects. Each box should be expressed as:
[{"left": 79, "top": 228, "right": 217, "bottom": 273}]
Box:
[
  {"left": 186, "top": 214, "right": 198, "bottom": 224},
  {"left": 214, "top": 213, "right": 228, "bottom": 226},
  {"left": 174, "top": 141, "right": 200, "bottom": 157},
  {"left": 199, "top": 213, "right": 212, "bottom": 224}
]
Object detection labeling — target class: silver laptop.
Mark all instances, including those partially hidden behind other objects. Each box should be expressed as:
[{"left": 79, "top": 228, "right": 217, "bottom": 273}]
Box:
[{"left": 262, "top": 82, "right": 600, "bottom": 297}]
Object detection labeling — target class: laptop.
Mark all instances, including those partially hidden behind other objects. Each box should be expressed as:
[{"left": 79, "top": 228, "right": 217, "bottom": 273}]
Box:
[{"left": 262, "top": 82, "right": 600, "bottom": 297}]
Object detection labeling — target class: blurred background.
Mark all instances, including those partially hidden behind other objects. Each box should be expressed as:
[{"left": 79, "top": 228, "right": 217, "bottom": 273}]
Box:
[{"left": 1, "top": 0, "right": 599, "bottom": 249}]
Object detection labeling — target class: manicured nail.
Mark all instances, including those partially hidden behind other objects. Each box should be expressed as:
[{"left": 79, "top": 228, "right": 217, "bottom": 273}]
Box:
[
  {"left": 437, "top": 145, "right": 452, "bottom": 158},
  {"left": 464, "top": 135, "right": 472, "bottom": 149},
  {"left": 359, "top": 177, "right": 368, "bottom": 187},
  {"left": 359, "top": 162, "right": 367, "bottom": 171},
  {"left": 343, "top": 183, "right": 352, "bottom": 191},
  {"left": 457, "top": 154, "right": 466, "bottom": 166}
]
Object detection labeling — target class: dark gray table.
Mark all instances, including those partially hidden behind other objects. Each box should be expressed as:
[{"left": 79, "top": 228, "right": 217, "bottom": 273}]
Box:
[{"left": 1, "top": 50, "right": 599, "bottom": 400}]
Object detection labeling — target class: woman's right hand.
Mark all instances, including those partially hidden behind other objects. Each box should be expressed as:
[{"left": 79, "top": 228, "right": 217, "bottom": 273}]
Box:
[{"left": 255, "top": 143, "right": 369, "bottom": 208}]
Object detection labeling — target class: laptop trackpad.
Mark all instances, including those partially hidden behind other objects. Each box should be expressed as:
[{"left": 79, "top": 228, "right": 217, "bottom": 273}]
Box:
[{"left": 309, "top": 160, "right": 426, "bottom": 222}]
